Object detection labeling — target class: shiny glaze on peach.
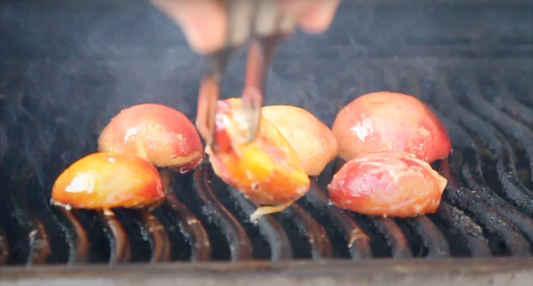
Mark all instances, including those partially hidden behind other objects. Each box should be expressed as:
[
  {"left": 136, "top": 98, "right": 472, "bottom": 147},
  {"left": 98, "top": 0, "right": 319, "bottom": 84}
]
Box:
[
  {"left": 328, "top": 151, "right": 447, "bottom": 218},
  {"left": 52, "top": 152, "right": 165, "bottom": 210},
  {"left": 98, "top": 103, "right": 203, "bottom": 173},
  {"left": 332, "top": 92, "right": 451, "bottom": 163}
]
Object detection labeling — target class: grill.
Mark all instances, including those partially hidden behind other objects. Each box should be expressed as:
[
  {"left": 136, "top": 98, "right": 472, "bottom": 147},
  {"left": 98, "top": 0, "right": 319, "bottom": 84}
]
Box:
[{"left": 1, "top": 0, "right": 532, "bottom": 285}]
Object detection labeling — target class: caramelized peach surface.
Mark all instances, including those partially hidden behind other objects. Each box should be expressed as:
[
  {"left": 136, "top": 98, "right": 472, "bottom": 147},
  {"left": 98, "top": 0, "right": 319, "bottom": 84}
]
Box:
[
  {"left": 261, "top": 105, "right": 337, "bottom": 176},
  {"left": 98, "top": 103, "right": 203, "bottom": 173},
  {"left": 52, "top": 152, "right": 165, "bottom": 210},
  {"left": 328, "top": 151, "right": 447, "bottom": 218},
  {"left": 206, "top": 98, "right": 310, "bottom": 206},
  {"left": 332, "top": 92, "right": 451, "bottom": 163}
]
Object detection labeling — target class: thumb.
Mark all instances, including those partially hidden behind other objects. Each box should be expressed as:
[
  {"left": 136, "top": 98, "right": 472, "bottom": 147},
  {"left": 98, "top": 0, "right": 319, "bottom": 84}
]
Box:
[{"left": 150, "top": 0, "right": 227, "bottom": 54}]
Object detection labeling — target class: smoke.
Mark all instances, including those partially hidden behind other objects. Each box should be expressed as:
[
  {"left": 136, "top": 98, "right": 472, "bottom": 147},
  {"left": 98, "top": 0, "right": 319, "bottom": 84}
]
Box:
[{"left": 1, "top": 0, "right": 532, "bottom": 177}]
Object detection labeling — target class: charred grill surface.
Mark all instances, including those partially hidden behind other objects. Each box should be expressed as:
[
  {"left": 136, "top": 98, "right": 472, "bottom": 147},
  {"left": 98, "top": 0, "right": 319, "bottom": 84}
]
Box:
[
  {"left": 129, "top": 209, "right": 171, "bottom": 263},
  {"left": 0, "top": 0, "right": 532, "bottom": 272},
  {"left": 49, "top": 206, "right": 89, "bottom": 264},
  {"left": 192, "top": 164, "right": 252, "bottom": 261}
]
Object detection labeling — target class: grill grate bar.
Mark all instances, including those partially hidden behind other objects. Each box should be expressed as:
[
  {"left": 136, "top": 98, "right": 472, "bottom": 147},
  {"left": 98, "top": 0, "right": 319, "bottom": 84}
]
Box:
[
  {"left": 419, "top": 74, "right": 533, "bottom": 248},
  {"left": 420, "top": 76, "right": 532, "bottom": 256},
  {"left": 431, "top": 77, "right": 533, "bottom": 216},
  {"left": 440, "top": 163, "right": 531, "bottom": 257},
  {"left": 0, "top": 122, "right": 6, "bottom": 166},
  {"left": 192, "top": 165, "right": 252, "bottom": 261},
  {"left": 160, "top": 168, "right": 213, "bottom": 261},
  {"left": 96, "top": 210, "right": 131, "bottom": 264},
  {"left": 435, "top": 202, "right": 491, "bottom": 257},
  {"left": 407, "top": 216, "right": 451, "bottom": 258},
  {"left": 160, "top": 192, "right": 212, "bottom": 261},
  {"left": 371, "top": 217, "right": 413, "bottom": 259},
  {"left": 405, "top": 70, "right": 532, "bottom": 234},
  {"left": 0, "top": 226, "right": 8, "bottom": 264},
  {"left": 505, "top": 74, "right": 533, "bottom": 106},
  {"left": 226, "top": 185, "right": 293, "bottom": 261},
  {"left": 10, "top": 164, "right": 50, "bottom": 265},
  {"left": 458, "top": 152, "right": 533, "bottom": 242},
  {"left": 492, "top": 80, "right": 533, "bottom": 127},
  {"left": 281, "top": 202, "right": 333, "bottom": 259},
  {"left": 435, "top": 113, "right": 533, "bottom": 243},
  {"left": 50, "top": 206, "right": 89, "bottom": 264},
  {"left": 129, "top": 209, "right": 171, "bottom": 263},
  {"left": 304, "top": 181, "right": 372, "bottom": 259},
  {"left": 1, "top": 60, "right": 533, "bottom": 265},
  {"left": 160, "top": 195, "right": 212, "bottom": 261},
  {"left": 460, "top": 73, "right": 533, "bottom": 181}
]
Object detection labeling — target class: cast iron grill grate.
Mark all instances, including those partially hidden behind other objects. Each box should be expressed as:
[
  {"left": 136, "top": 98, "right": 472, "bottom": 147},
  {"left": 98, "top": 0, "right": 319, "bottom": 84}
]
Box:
[
  {"left": 0, "top": 64, "right": 532, "bottom": 266},
  {"left": 1, "top": 0, "right": 532, "bottom": 269}
]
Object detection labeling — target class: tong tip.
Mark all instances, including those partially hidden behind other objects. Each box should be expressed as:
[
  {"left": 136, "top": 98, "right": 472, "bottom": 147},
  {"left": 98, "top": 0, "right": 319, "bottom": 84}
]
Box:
[{"left": 238, "top": 86, "right": 263, "bottom": 144}]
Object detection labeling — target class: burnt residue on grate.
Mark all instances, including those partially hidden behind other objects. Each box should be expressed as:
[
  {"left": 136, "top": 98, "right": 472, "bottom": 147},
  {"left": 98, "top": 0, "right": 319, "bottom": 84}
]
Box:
[
  {"left": 1, "top": 66, "right": 532, "bottom": 264},
  {"left": 1, "top": 64, "right": 532, "bottom": 264},
  {"left": 1, "top": 0, "right": 533, "bottom": 264}
]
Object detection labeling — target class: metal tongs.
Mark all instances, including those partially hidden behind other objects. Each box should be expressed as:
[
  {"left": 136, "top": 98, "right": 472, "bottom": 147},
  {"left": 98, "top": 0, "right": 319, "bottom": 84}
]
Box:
[{"left": 196, "top": 0, "right": 296, "bottom": 153}]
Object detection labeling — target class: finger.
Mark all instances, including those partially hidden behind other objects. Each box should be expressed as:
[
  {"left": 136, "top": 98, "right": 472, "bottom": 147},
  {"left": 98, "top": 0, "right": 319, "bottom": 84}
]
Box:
[
  {"left": 276, "top": 0, "right": 341, "bottom": 34},
  {"left": 297, "top": 0, "right": 341, "bottom": 33},
  {"left": 150, "top": 0, "right": 227, "bottom": 54},
  {"left": 276, "top": 0, "right": 315, "bottom": 17}
]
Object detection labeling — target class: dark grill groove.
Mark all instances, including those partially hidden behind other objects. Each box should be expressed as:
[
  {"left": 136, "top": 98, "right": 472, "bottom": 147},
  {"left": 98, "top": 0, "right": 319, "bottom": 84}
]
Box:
[
  {"left": 490, "top": 80, "right": 533, "bottom": 127},
  {"left": 280, "top": 203, "right": 333, "bottom": 259},
  {"left": 434, "top": 202, "right": 491, "bottom": 258},
  {"left": 50, "top": 207, "right": 89, "bottom": 264},
  {"left": 303, "top": 181, "right": 372, "bottom": 259},
  {"left": 192, "top": 165, "right": 252, "bottom": 261},
  {"left": 9, "top": 164, "right": 51, "bottom": 265},
  {"left": 440, "top": 165, "right": 532, "bottom": 257},
  {"left": 96, "top": 210, "right": 131, "bottom": 264},
  {"left": 461, "top": 74, "right": 533, "bottom": 179},
  {"left": 406, "top": 216, "right": 451, "bottom": 258},
  {"left": 129, "top": 209, "right": 171, "bottom": 263},
  {"left": 0, "top": 65, "right": 532, "bottom": 265},
  {"left": 0, "top": 226, "right": 8, "bottom": 264},
  {"left": 160, "top": 187, "right": 212, "bottom": 261},
  {"left": 437, "top": 112, "right": 533, "bottom": 243},
  {"left": 226, "top": 184, "right": 293, "bottom": 261},
  {"left": 432, "top": 77, "right": 533, "bottom": 216},
  {"left": 370, "top": 217, "right": 413, "bottom": 259}
]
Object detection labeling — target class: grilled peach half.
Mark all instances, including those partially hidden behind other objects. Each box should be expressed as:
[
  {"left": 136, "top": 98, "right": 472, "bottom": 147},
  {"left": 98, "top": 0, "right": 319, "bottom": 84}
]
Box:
[
  {"left": 328, "top": 151, "right": 447, "bottom": 218},
  {"left": 261, "top": 105, "right": 337, "bottom": 176},
  {"left": 98, "top": 103, "right": 203, "bottom": 173},
  {"left": 332, "top": 92, "right": 451, "bottom": 163},
  {"left": 206, "top": 98, "right": 310, "bottom": 221},
  {"left": 52, "top": 152, "right": 165, "bottom": 210}
]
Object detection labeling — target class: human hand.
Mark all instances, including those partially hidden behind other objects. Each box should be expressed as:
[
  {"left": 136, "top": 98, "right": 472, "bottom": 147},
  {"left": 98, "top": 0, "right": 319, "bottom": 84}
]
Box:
[{"left": 150, "top": 0, "right": 342, "bottom": 54}]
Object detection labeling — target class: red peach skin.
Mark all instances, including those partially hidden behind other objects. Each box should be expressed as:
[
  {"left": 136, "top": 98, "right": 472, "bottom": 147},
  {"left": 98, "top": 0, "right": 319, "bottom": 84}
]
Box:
[
  {"left": 327, "top": 151, "right": 448, "bottom": 218},
  {"left": 52, "top": 152, "right": 165, "bottom": 210},
  {"left": 332, "top": 92, "right": 451, "bottom": 163},
  {"left": 261, "top": 105, "right": 338, "bottom": 177},
  {"left": 98, "top": 103, "right": 204, "bottom": 173}
]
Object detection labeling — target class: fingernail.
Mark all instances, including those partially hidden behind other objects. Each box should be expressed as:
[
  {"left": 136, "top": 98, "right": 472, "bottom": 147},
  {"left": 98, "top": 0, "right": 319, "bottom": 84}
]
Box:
[
  {"left": 299, "top": 0, "right": 341, "bottom": 33},
  {"left": 313, "top": 0, "right": 340, "bottom": 31}
]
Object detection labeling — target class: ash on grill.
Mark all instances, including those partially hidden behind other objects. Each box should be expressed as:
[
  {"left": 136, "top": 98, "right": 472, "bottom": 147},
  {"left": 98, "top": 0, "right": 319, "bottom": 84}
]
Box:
[
  {"left": 0, "top": 65, "right": 532, "bottom": 265},
  {"left": 0, "top": 0, "right": 532, "bottom": 268}
]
